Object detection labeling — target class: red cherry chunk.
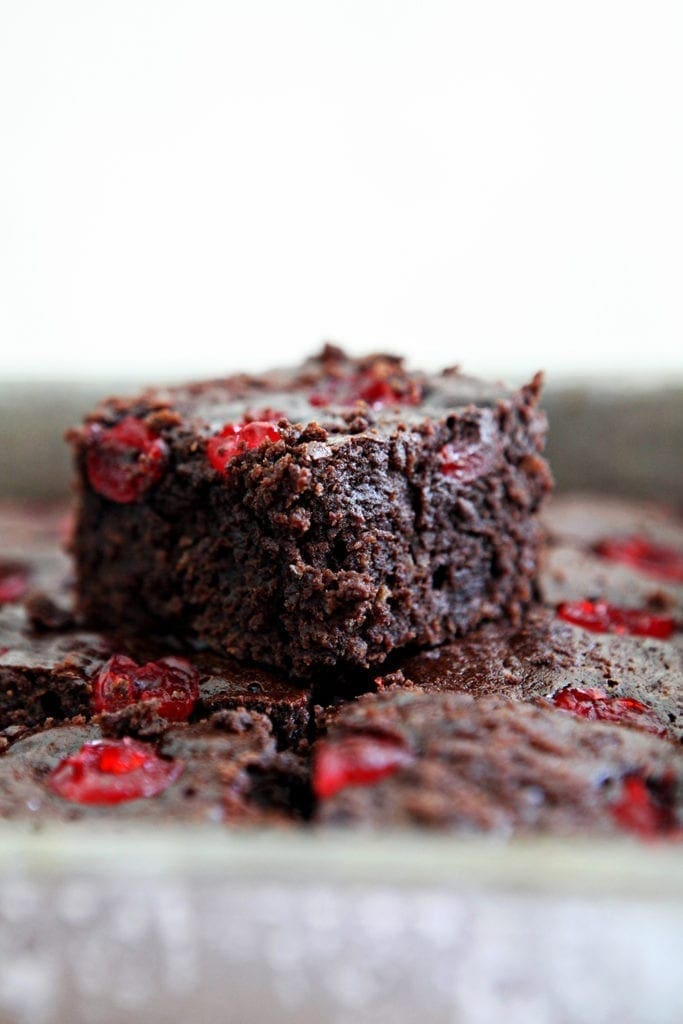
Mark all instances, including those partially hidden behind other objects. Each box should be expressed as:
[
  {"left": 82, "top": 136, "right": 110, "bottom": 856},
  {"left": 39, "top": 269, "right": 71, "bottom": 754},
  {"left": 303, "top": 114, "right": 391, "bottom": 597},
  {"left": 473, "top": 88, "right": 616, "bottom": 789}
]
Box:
[
  {"left": 611, "top": 775, "right": 677, "bottom": 838},
  {"left": 551, "top": 686, "right": 666, "bottom": 737},
  {"left": 314, "top": 734, "right": 414, "bottom": 798},
  {"left": 47, "top": 738, "right": 183, "bottom": 804},
  {"left": 93, "top": 654, "right": 199, "bottom": 721},
  {"left": 595, "top": 535, "right": 683, "bottom": 583},
  {"left": 207, "top": 420, "right": 280, "bottom": 476},
  {"left": 439, "top": 442, "right": 492, "bottom": 482},
  {"left": 356, "top": 376, "right": 405, "bottom": 407},
  {"left": 0, "top": 564, "right": 29, "bottom": 604},
  {"left": 85, "top": 417, "right": 168, "bottom": 503},
  {"left": 557, "top": 600, "right": 675, "bottom": 640}
]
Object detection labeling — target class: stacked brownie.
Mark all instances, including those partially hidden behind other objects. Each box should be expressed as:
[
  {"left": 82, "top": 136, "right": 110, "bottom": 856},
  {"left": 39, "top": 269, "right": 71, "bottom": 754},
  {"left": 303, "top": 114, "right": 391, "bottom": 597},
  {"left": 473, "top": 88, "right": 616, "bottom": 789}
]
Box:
[{"left": 1, "top": 348, "right": 682, "bottom": 837}]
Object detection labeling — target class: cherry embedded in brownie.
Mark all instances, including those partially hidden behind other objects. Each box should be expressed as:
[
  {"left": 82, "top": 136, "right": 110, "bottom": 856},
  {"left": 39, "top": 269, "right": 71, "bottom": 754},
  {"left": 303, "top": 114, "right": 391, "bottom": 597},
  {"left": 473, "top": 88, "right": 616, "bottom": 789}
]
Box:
[
  {"left": 68, "top": 345, "right": 551, "bottom": 676},
  {"left": 0, "top": 603, "right": 312, "bottom": 749},
  {"left": 375, "top": 604, "right": 683, "bottom": 743},
  {"left": 0, "top": 711, "right": 308, "bottom": 824}
]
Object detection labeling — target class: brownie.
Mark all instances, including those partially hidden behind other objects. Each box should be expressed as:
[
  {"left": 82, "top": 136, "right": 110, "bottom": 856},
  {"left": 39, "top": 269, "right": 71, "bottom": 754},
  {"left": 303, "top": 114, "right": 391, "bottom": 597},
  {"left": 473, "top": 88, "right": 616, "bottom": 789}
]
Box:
[
  {"left": 378, "top": 605, "right": 683, "bottom": 743},
  {"left": 68, "top": 346, "right": 551, "bottom": 675},
  {"left": 0, "top": 603, "right": 311, "bottom": 749},
  {"left": 539, "top": 493, "right": 683, "bottom": 614},
  {"left": 0, "top": 710, "right": 308, "bottom": 824},
  {"left": 314, "top": 689, "right": 683, "bottom": 835}
]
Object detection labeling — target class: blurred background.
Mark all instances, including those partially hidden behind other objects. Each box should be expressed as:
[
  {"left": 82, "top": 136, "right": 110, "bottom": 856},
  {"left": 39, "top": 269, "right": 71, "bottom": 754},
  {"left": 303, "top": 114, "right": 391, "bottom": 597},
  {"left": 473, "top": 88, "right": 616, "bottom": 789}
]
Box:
[{"left": 1, "top": 0, "right": 682, "bottom": 384}]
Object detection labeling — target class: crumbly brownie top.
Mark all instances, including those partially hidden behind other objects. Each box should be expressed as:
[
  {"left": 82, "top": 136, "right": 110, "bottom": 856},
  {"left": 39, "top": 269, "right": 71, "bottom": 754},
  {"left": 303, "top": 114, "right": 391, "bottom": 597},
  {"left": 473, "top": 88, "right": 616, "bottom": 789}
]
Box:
[{"left": 77, "top": 345, "right": 536, "bottom": 443}]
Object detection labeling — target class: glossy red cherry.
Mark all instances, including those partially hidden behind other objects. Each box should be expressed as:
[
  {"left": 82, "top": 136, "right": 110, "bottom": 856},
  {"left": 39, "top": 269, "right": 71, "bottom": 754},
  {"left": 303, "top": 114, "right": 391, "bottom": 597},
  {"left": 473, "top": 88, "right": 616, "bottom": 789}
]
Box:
[
  {"left": 551, "top": 686, "right": 666, "bottom": 737},
  {"left": 595, "top": 535, "right": 683, "bottom": 583},
  {"left": 85, "top": 417, "right": 168, "bottom": 504},
  {"left": 313, "top": 734, "right": 413, "bottom": 798},
  {"left": 0, "top": 564, "right": 29, "bottom": 604},
  {"left": 207, "top": 420, "right": 280, "bottom": 476},
  {"left": 557, "top": 600, "right": 675, "bottom": 639},
  {"left": 47, "top": 738, "right": 183, "bottom": 804},
  {"left": 92, "top": 654, "right": 199, "bottom": 721},
  {"left": 439, "top": 442, "right": 492, "bottom": 481},
  {"left": 611, "top": 775, "right": 676, "bottom": 838}
]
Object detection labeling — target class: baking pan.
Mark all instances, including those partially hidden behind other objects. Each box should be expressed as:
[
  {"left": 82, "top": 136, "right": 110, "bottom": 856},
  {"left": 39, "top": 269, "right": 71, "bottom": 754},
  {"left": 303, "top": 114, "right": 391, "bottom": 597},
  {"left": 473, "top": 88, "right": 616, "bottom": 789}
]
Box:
[{"left": 0, "top": 376, "right": 682, "bottom": 1024}]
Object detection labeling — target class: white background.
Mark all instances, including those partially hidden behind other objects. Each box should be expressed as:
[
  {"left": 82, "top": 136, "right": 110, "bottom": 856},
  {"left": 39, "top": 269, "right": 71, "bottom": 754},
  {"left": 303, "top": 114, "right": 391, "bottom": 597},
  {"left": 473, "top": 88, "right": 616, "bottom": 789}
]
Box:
[{"left": 1, "top": 0, "right": 682, "bottom": 382}]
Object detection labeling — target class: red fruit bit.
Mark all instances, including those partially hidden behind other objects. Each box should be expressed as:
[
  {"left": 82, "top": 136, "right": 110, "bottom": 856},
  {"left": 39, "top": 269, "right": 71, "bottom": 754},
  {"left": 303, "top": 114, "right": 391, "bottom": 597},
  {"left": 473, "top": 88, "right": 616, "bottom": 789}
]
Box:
[
  {"left": 356, "top": 376, "right": 405, "bottom": 407},
  {"left": 85, "top": 417, "right": 168, "bottom": 504},
  {"left": 313, "top": 734, "right": 414, "bottom": 798},
  {"left": 310, "top": 371, "right": 421, "bottom": 409},
  {"left": 47, "top": 738, "right": 183, "bottom": 804},
  {"left": 207, "top": 420, "right": 280, "bottom": 476},
  {"left": 439, "top": 442, "right": 491, "bottom": 482},
  {"left": 611, "top": 775, "right": 677, "bottom": 838},
  {"left": 0, "top": 564, "right": 29, "bottom": 604},
  {"left": 551, "top": 686, "right": 667, "bottom": 737},
  {"left": 557, "top": 600, "right": 675, "bottom": 640},
  {"left": 595, "top": 535, "right": 683, "bottom": 583},
  {"left": 92, "top": 654, "right": 199, "bottom": 722}
]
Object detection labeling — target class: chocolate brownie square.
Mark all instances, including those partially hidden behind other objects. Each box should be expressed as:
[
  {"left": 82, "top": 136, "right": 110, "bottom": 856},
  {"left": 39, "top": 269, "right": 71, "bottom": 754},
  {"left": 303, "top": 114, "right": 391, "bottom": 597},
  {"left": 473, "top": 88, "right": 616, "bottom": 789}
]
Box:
[{"left": 68, "top": 346, "right": 551, "bottom": 675}]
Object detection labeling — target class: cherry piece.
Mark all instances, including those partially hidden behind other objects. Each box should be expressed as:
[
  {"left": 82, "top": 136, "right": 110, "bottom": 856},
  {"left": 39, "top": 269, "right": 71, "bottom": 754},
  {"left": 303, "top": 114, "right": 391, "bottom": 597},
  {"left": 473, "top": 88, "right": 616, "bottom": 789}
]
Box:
[
  {"left": 85, "top": 417, "right": 168, "bottom": 504},
  {"left": 611, "top": 775, "right": 676, "bottom": 838},
  {"left": 309, "top": 371, "right": 421, "bottom": 409},
  {"left": 439, "top": 442, "right": 491, "bottom": 482},
  {"left": 356, "top": 376, "right": 406, "bottom": 407},
  {"left": 0, "top": 564, "right": 29, "bottom": 605},
  {"left": 207, "top": 421, "right": 280, "bottom": 476},
  {"left": 551, "top": 686, "right": 666, "bottom": 737},
  {"left": 595, "top": 535, "right": 683, "bottom": 583},
  {"left": 92, "top": 654, "right": 199, "bottom": 721},
  {"left": 47, "top": 738, "right": 183, "bottom": 804},
  {"left": 557, "top": 600, "right": 675, "bottom": 640},
  {"left": 313, "top": 734, "right": 413, "bottom": 798}
]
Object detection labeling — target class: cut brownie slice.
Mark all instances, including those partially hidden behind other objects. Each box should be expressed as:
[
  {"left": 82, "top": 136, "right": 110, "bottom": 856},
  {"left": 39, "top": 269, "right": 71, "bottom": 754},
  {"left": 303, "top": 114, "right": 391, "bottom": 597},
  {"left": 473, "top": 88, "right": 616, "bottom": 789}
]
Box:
[
  {"left": 68, "top": 346, "right": 551, "bottom": 675},
  {"left": 0, "top": 605, "right": 311, "bottom": 750},
  {"left": 314, "top": 689, "right": 683, "bottom": 836},
  {"left": 0, "top": 710, "right": 307, "bottom": 824},
  {"left": 378, "top": 605, "right": 683, "bottom": 743}
]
